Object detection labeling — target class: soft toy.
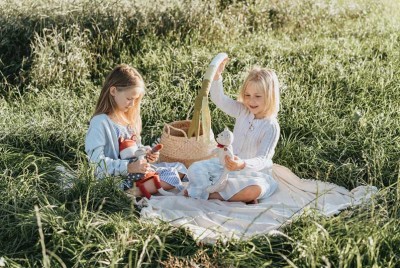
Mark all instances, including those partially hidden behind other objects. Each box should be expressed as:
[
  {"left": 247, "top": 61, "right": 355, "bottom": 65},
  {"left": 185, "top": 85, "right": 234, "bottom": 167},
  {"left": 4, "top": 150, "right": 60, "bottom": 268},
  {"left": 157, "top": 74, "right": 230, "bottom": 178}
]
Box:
[
  {"left": 118, "top": 137, "right": 174, "bottom": 198},
  {"left": 118, "top": 134, "right": 163, "bottom": 162},
  {"left": 206, "top": 127, "right": 234, "bottom": 193},
  {"left": 119, "top": 135, "right": 138, "bottom": 160},
  {"left": 132, "top": 143, "right": 176, "bottom": 198},
  {"left": 130, "top": 145, "right": 158, "bottom": 180},
  {"left": 120, "top": 139, "right": 163, "bottom": 181},
  {"left": 134, "top": 144, "right": 163, "bottom": 162}
]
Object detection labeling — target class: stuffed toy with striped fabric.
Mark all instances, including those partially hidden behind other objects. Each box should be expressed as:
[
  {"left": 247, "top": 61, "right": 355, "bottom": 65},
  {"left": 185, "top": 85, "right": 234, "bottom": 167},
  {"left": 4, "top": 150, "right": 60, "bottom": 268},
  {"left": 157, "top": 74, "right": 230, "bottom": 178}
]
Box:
[
  {"left": 119, "top": 137, "right": 176, "bottom": 198},
  {"left": 118, "top": 135, "right": 163, "bottom": 181}
]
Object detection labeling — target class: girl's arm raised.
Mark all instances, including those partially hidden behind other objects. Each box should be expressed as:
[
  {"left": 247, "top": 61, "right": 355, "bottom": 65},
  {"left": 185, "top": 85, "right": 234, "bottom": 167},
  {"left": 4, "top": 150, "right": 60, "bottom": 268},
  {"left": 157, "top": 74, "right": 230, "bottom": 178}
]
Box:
[
  {"left": 210, "top": 58, "right": 245, "bottom": 118},
  {"left": 210, "top": 78, "right": 245, "bottom": 118}
]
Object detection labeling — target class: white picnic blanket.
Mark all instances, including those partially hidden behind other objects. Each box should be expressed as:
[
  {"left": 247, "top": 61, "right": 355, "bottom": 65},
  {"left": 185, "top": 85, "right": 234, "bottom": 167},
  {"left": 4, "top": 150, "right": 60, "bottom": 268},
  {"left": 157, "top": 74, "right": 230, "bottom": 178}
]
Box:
[{"left": 140, "top": 164, "right": 377, "bottom": 243}]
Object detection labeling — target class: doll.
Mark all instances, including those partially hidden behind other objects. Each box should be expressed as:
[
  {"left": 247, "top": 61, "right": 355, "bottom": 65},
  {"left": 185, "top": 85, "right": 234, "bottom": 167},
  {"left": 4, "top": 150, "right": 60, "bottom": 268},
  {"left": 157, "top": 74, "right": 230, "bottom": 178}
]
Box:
[
  {"left": 118, "top": 135, "right": 163, "bottom": 181},
  {"left": 119, "top": 136, "right": 175, "bottom": 198},
  {"left": 206, "top": 127, "right": 234, "bottom": 193}
]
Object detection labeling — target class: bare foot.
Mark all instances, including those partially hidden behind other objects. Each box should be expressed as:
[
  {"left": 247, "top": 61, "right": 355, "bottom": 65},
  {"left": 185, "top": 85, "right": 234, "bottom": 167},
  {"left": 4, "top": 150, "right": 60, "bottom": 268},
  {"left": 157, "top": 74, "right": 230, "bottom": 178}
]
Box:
[{"left": 183, "top": 189, "right": 189, "bottom": 197}]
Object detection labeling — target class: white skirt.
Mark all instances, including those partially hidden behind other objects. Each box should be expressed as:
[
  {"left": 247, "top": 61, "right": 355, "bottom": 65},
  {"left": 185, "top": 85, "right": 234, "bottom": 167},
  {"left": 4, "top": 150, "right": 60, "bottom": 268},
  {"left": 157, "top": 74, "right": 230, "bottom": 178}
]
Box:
[{"left": 187, "top": 158, "right": 278, "bottom": 200}]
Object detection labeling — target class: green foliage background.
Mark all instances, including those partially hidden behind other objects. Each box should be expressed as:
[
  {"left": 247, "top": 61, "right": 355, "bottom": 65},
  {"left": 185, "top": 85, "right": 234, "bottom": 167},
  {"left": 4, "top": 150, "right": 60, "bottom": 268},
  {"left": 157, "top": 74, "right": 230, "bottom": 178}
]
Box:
[{"left": 0, "top": 0, "right": 399, "bottom": 267}]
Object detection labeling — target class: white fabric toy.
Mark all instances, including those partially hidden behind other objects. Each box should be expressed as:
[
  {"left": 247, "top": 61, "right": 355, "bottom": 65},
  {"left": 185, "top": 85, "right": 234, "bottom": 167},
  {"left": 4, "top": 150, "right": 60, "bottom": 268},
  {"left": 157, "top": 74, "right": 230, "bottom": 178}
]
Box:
[
  {"left": 119, "top": 139, "right": 176, "bottom": 197},
  {"left": 206, "top": 127, "right": 234, "bottom": 193}
]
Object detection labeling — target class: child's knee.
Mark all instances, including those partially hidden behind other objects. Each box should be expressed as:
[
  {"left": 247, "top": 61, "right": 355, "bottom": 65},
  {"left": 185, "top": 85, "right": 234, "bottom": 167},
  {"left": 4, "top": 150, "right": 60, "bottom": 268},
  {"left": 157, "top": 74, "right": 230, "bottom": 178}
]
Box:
[
  {"left": 254, "top": 185, "right": 262, "bottom": 196},
  {"left": 247, "top": 185, "right": 262, "bottom": 198},
  {"left": 230, "top": 185, "right": 261, "bottom": 202}
]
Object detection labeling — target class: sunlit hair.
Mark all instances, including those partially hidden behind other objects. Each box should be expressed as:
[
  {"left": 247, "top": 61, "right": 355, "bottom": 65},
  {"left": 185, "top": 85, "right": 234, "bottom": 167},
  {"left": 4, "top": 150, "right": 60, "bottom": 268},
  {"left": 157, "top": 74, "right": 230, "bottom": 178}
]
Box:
[
  {"left": 238, "top": 67, "right": 280, "bottom": 118},
  {"left": 93, "top": 64, "right": 145, "bottom": 134}
]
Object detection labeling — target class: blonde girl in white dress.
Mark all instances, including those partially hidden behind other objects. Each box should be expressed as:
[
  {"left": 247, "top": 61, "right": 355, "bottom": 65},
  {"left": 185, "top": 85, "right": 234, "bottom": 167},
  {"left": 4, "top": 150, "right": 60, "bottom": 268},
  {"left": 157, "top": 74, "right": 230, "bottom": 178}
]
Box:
[{"left": 186, "top": 60, "right": 280, "bottom": 203}]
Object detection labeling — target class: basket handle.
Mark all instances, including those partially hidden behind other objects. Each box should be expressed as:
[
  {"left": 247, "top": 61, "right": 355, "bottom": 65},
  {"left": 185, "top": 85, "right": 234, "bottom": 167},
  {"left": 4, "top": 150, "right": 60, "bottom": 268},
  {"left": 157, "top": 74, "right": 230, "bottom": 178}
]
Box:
[
  {"left": 188, "top": 52, "right": 228, "bottom": 138},
  {"left": 164, "top": 123, "right": 188, "bottom": 138}
]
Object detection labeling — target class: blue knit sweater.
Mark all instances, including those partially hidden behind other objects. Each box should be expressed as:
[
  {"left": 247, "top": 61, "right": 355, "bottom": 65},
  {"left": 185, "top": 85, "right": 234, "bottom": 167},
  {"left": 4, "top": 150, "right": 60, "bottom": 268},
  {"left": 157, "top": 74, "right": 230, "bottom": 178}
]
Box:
[{"left": 85, "top": 114, "right": 130, "bottom": 178}]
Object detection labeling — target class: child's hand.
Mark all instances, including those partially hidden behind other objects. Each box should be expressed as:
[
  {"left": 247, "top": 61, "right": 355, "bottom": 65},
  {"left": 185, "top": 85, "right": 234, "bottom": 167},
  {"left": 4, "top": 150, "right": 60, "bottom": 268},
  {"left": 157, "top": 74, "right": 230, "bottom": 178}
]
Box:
[
  {"left": 128, "top": 159, "right": 150, "bottom": 174},
  {"left": 225, "top": 155, "right": 245, "bottom": 171},
  {"left": 146, "top": 150, "right": 159, "bottom": 163},
  {"left": 214, "top": 58, "right": 229, "bottom": 81},
  {"left": 146, "top": 144, "right": 162, "bottom": 163}
]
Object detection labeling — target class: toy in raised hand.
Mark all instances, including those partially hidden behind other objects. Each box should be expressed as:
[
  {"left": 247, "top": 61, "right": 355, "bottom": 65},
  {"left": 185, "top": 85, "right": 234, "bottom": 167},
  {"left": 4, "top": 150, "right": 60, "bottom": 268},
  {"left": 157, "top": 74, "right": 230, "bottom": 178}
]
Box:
[{"left": 206, "top": 127, "right": 234, "bottom": 193}]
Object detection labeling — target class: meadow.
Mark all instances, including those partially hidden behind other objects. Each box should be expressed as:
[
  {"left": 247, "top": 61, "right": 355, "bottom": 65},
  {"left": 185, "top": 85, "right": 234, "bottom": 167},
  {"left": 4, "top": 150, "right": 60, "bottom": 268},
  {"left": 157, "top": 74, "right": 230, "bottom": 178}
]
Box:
[{"left": 0, "top": 0, "right": 399, "bottom": 266}]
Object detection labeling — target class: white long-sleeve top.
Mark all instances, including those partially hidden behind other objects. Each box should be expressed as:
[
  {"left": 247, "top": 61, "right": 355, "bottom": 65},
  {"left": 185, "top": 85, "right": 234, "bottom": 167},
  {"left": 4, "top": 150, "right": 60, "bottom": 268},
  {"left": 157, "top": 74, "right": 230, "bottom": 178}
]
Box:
[{"left": 210, "top": 78, "right": 280, "bottom": 172}]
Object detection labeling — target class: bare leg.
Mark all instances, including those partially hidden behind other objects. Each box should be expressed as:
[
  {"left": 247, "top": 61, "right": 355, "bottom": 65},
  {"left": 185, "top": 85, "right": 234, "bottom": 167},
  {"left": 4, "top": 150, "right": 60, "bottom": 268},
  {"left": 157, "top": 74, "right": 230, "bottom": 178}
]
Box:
[
  {"left": 207, "top": 185, "right": 261, "bottom": 203},
  {"left": 228, "top": 185, "right": 261, "bottom": 203}
]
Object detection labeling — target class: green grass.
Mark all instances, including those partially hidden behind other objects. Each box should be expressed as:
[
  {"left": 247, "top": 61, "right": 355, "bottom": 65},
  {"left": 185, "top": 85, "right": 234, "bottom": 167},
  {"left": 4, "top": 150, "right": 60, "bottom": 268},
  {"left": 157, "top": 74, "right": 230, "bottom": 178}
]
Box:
[{"left": 0, "top": 0, "right": 399, "bottom": 266}]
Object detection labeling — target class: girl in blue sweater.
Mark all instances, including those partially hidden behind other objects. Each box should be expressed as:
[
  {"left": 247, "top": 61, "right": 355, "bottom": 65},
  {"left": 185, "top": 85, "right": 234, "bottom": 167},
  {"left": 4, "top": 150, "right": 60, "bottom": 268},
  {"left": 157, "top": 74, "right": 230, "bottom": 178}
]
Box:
[{"left": 85, "top": 64, "right": 186, "bottom": 197}]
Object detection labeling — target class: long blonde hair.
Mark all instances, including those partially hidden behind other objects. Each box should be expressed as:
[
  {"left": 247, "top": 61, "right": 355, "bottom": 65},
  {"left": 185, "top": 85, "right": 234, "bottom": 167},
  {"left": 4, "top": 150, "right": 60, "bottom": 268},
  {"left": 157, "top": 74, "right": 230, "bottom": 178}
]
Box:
[
  {"left": 93, "top": 64, "right": 145, "bottom": 134},
  {"left": 238, "top": 67, "right": 280, "bottom": 118}
]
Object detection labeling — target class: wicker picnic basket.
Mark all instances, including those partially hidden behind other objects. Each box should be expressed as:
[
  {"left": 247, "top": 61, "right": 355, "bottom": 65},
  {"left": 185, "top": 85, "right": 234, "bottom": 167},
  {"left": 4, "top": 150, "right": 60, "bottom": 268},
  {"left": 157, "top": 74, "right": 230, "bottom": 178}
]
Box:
[
  {"left": 159, "top": 53, "right": 228, "bottom": 168},
  {"left": 159, "top": 120, "right": 216, "bottom": 168}
]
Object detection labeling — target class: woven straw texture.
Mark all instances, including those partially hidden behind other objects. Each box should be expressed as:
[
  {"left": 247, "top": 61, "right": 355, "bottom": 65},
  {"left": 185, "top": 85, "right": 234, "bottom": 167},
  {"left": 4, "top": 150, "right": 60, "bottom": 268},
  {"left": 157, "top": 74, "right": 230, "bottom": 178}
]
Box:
[{"left": 159, "top": 120, "right": 216, "bottom": 168}]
